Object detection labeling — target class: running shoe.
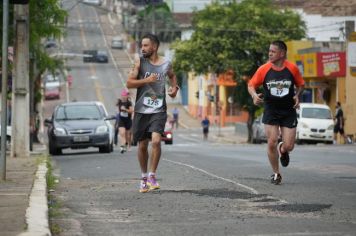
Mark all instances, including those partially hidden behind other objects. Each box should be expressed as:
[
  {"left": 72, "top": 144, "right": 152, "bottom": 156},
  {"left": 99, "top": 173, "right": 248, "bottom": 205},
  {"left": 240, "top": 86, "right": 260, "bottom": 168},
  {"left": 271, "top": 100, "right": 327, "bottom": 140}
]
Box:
[
  {"left": 278, "top": 141, "right": 290, "bottom": 167},
  {"left": 120, "top": 145, "right": 126, "bottom": 154},
  {"left": 139, "top": 177, "right": 149, "bottom": 193},
  {"left": 147, "top": 175, "right": 160, "bottom": 190},
  {"left": 270, "top": 173, "right": 282, "bottom": 185}
]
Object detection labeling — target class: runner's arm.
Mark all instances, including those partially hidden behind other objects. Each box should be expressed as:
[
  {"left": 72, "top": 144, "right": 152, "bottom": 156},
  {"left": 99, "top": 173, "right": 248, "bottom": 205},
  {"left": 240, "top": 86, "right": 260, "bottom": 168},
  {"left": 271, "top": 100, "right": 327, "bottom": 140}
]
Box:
[
  {"left": 293, "top": 85, "right": 304, "bottom": 109},
  {"left": 126, "top": 55, "right": 157, "bottom": 88},
  {"left": 167, "top": 64, "right": 179, "bottom": 98}
]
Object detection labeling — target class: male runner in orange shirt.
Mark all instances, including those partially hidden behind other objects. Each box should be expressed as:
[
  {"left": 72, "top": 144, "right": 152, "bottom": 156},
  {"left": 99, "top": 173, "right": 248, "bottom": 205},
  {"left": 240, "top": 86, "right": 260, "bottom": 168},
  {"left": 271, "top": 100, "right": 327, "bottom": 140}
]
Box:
[{"left": 248, "top": 40, "right": 304, "bottom": 185}]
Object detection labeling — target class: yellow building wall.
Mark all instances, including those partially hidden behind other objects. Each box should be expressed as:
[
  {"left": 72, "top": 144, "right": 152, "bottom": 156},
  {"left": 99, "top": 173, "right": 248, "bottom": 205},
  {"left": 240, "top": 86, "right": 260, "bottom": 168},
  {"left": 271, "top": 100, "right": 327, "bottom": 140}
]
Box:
[
  {"left": 345, "top": 65, "right": 356, "bottom": 138},
  {"left": 286, "top": 40, "right": 313, "bottom": 63},
  {"left": 188, "top": 72, "right": 199, "bottom": 117}
]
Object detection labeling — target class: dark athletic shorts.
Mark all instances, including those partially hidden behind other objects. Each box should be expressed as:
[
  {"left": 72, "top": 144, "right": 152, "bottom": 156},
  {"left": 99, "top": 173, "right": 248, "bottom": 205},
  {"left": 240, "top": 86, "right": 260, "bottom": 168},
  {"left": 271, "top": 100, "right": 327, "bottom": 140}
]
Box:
[
  {"left": 132, "top": 112, "right": 167, "bottom": 143},
  {"left": 118, "top": 117, "right": 132, "bottom": 130},
  {"left": 262, "top": 108, "right": 298, "bottom": 128},
  {"left": 333, "top": 124, "right": 344, "bottom": 135}
]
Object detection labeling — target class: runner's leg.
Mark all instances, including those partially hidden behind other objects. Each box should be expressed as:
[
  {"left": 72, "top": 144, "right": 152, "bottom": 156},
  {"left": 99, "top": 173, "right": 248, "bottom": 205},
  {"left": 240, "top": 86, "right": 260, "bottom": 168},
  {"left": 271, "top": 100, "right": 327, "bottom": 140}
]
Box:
[
  {"left": 265, "top": 124, "right": 280, "bottom": 174},
  {"left": 280, "top": 127, "right": 296, "bottom": 153},
  {"left": 138, "top": 139, "right": 149, "bottom": 173},
  {"left": 149, "top": 132, "right": 162, "bottom": 173}
]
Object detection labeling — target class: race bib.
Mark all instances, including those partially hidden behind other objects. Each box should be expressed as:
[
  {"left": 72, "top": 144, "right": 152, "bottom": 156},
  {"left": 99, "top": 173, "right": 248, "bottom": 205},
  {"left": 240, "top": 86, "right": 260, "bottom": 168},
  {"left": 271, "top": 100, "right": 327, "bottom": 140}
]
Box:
[
  {"left": 120, "top": 111, "right": 128, "bottom": 117},
  {"left": 143, "top": 94, "right": 163, "bottom": 109}
]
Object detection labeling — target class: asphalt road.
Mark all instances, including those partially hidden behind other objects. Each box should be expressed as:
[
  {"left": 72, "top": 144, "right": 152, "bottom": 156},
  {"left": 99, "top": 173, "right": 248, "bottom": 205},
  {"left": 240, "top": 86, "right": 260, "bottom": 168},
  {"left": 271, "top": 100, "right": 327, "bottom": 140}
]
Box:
[
  {"left": 49, "top": 133, "right": 356, "bottom": 236},
  {"left": 46, "top": 2, "right": 356, "bottom": 236}
]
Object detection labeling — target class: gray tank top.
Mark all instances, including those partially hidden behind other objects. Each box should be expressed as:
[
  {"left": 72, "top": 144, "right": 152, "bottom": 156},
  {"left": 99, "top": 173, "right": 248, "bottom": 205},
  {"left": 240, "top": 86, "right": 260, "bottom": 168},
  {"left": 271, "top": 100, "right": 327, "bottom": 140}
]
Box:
[{"left": 134, "top": 56, "right": 171, "bottom": 114}]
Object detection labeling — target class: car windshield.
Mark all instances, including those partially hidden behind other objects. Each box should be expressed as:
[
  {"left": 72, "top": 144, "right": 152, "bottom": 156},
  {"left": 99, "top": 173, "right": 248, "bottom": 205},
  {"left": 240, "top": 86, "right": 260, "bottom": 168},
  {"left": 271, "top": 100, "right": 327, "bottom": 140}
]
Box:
[
  {"left": 97, "top": 51, "right": 107, "bottom": 56},
  {"left": 301, "top": 108, "right": 332, "bottom": 119},
  {"left": 55, "top": 105, "right": 102, "bottom": 120}
]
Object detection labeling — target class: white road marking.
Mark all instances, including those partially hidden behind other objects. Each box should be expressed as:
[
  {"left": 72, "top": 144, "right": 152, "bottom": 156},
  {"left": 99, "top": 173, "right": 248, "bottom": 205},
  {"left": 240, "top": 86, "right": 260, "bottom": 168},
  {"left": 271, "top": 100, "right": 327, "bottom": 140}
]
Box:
[
  {"left": 163, "top": 159, "right": 259, "bottom": 194},
  {"left": 249, "top": 232, "right": 347, "bottom": 236}
]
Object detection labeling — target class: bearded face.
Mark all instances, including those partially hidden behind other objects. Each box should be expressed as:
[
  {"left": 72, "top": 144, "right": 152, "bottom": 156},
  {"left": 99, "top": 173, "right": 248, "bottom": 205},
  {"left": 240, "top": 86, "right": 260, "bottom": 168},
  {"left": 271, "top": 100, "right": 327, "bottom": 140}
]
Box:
[
  {"left": 142, "top": 49, "right": 153, "bottom": 58},
  {"left": 141, "top": 38, "right": 156, "bottom": 58}
]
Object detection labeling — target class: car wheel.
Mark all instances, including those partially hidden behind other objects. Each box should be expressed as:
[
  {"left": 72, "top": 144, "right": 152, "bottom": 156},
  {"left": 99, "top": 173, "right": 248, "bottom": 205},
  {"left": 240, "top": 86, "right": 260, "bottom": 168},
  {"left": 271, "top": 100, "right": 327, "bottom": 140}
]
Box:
[
  {"left": 99, "top": 144, "right": 111, "bottom": 153},
  {"left": 49, "top": 140, "right": 62, "bottom": 155},
  {"left": 296, "top": 133, "right": 302, "bottom": 144},
  {"left": 251, "top": 136, "right": 257, "bottom": 144},
  {"left": 110, "top": 142, "right": 114, "bottom": 152}
]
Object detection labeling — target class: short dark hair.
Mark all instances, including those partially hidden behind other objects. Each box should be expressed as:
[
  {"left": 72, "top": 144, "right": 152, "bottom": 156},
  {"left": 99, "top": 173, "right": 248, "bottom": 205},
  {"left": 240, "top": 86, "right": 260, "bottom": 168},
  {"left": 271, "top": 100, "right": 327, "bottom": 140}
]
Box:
[
  {"left": 271, "top": 40, "right": 287, "bottom": 52},
  {"left": 141, "top": 33, "right": 160, "bottom": 48},
  {"left": 337, "top": 101, "right": 341, "bottom": 106}
]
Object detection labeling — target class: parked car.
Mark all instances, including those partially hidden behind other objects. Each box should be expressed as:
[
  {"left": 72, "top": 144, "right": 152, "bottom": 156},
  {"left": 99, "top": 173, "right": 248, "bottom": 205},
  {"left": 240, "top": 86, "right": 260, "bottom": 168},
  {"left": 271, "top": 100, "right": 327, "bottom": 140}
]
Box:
[
  {"left": 161, "top": 120, "right": 173, "bottom": 145},
  {"left": 95, "top": 50, "right": 109, "bottom": 63},
  {"left": 43, "top": 73, "right": 60, "bottom": 89},
  {"left": 44, "top": 38, "right": 57, "bottom": 49},
  {"left": 252, "top": 114, "right": 266, "bottom": 144},
  {"left": 296, "top": 103, "right": 334, "bottom": 144},
  {"left": 45, "top": 101, "right": 115, "bottom": 155},
  {"left": 82, "top": 0, "right": 102, "bottom": 6},
  {"left": 82, "top": 50, "right": 108, "bottom": 63},
  {"left": 44, "top": 86, "right": 60, "bottom": 100},
  {"left": 111, "top": 36, "right": 124, "bottom": 49}
]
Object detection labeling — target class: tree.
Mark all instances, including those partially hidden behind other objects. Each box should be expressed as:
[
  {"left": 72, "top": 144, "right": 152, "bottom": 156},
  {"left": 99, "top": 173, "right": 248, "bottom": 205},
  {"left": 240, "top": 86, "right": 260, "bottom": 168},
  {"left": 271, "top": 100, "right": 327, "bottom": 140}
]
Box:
[
  {"left": 134, "top": 2, "right": 180, "bottom": 42},
  {"left": 172, "top": 0, "right": 306, "bottom": 142}
]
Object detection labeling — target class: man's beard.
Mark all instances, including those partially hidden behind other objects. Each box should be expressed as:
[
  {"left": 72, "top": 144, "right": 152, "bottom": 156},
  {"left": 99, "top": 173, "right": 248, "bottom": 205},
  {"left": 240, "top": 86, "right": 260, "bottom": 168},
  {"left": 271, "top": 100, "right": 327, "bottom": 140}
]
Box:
[{"left": 142, "top": 51, "right": 153, "bottom": 58}]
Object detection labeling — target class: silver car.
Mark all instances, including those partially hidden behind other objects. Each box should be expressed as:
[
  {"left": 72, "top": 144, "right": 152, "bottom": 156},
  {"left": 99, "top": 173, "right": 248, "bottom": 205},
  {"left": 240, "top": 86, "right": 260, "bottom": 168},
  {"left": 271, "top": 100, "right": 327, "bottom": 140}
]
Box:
[
  {"left": 82, "top": 0, "right": 102, "bottom": 6},
  {"left": 252, "top": 114, "right": 266, "bottom": 144},
  {"left": 111, "top": 36, "right": 124, "bottom": 49},
  {"left": 45, "top": 101, "right": 115, "bottom": 155}
]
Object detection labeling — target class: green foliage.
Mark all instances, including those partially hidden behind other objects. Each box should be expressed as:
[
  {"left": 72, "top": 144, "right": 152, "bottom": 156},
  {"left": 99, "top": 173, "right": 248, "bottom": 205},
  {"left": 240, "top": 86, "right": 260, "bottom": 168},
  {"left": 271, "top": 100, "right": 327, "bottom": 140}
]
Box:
[
  {"left": 172, "top": 0, "right": 306, "bottom": 76},
  {"left": 135, "top": 2, "right": 180, "bottom": 42},
  {"left": 172, "top": 0, "right": 306, "bottom": 142},
  {"left": 29, "top": 0, "right": 67, "bottom": 74},
  {"left": 0, "top": 1, "right": 67, "bottom": 73}
]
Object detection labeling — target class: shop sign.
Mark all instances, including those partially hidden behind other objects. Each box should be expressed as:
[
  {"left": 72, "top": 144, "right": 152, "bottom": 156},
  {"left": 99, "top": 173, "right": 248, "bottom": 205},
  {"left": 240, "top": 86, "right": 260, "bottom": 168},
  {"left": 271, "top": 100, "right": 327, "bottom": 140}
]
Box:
[{"left": 316, "top": 52, "right": 346, "bottom": 77}]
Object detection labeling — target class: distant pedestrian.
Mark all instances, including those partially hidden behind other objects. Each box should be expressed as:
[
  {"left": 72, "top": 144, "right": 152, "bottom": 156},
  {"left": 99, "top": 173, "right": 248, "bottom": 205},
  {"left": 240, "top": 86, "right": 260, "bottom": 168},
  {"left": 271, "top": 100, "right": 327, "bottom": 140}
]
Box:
[
  {"left": 116, "top": 89, "right": 133, "bottom": 153},
  {"left": 67, "top": 74, "right": 73, "bottom": 88},
  {"left": 333, "top": 102, "right": 350, "bottom": 144},
  {"left": 172, "top": 107, "right": 179, "bottom": 129},
  {"left": 201, "top": 116, "right": 210, "bottom": 140},
  {"left": 248, "top": 40, "right": 305, "bottom": 185},
  {"left": 127, "top": 33, "right": 179, "bottom": 193}
]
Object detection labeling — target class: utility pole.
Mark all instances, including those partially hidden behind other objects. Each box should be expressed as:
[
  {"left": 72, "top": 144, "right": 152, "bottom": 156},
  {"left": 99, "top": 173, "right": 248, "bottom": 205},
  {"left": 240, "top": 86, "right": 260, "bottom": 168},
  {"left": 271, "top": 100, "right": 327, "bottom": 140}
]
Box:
[
  {"left": 11, "top": 3, "right": 30, "bottom": 158},
  {"left": 1, "top": 0, "right": 10, "bottom": 180},
  {"left": 151, "top": 3, "right": 155, "bottom": 34}
]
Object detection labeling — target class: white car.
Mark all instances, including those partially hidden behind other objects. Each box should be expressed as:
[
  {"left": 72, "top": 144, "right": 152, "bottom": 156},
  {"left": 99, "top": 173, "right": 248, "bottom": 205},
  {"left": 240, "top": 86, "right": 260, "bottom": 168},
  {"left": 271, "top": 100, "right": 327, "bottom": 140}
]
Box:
[
  {"left": 252, "top": 114, "right": 266, "bottom": 144},
  {"left": 44, "top": 74, "right": 60, "bottom": 89},
  {"left": 296, "top": 103, "right": 334, "bottom": 144}
]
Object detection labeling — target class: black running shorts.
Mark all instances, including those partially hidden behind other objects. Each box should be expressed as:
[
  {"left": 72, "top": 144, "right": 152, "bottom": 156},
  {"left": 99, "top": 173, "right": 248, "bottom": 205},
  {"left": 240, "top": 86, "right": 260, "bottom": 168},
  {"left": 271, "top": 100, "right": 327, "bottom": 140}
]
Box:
[
  {"left": 132, "top": 112, "right": 167, "bottom": 143},
  {"left": 118, "top": 117, "right": 132, "bottom": 130},
  {"left": 262, "top": 108, "right": 298, "bottom": 128},
  {"left": 333, "top": 124, "right": 344, "bottom": 135}
]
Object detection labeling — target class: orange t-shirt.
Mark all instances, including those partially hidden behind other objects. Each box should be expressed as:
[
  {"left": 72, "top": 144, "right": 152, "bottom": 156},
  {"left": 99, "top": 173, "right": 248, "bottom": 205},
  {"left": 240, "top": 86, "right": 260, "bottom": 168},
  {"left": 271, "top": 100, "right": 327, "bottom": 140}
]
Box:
[{"left": 249, "top": 60, "right": 304, "bottom": 109}]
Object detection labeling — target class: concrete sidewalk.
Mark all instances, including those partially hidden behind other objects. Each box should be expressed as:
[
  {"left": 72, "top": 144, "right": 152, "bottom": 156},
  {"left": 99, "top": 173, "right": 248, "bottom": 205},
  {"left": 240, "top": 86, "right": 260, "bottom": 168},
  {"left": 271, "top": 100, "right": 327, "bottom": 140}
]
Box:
[{"left": 0, "top": 144, "right": 51, "bottom": 236}]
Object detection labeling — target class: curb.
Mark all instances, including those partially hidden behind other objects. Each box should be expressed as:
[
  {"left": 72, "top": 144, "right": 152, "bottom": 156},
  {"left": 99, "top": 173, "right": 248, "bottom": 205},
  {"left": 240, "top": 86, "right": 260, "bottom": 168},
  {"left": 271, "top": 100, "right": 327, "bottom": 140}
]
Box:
[{"left": 18, "top": 162, "right": 51, "bottom": 236}]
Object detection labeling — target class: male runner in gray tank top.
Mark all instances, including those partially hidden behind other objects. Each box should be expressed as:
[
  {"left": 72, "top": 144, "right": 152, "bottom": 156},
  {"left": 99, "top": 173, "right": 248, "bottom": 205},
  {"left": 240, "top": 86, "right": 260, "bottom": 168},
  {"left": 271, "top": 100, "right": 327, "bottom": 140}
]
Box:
[{"left": 127, "top": 33, "right": 179, "bottom": 193}]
